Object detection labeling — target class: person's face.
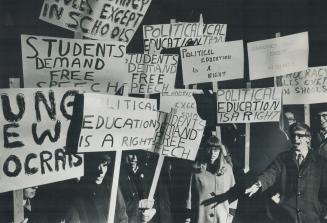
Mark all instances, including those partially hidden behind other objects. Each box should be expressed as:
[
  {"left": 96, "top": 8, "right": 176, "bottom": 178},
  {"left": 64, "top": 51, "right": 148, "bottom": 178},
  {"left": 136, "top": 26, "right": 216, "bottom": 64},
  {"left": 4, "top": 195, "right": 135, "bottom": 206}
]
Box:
[
  {"left": 318, "top": 111, "right": 327, "bottom": 130},
  {"left": 207, "top": 146, "right": 221, "bottom": 164},
  {"left": 126, "top": 154, "right": 138, "bottom": 170},
  {"left": 23, "top": 186, "right": 38, "bottom": 199},
  {"left": 95, "top": 162, "right": 108, "bottom": 184},
  {"left": 284, "top": 112, "right": 296, "bottom": 126},
  {"left": 290, "top": 130, "right": 310, "bottom": 151}
]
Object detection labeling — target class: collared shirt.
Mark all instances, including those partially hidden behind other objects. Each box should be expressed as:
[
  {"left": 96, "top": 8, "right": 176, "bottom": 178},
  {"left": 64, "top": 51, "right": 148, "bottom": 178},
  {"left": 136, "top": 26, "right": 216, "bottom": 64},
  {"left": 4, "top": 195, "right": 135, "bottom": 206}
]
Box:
[{"left": 295, "top": 149, "right": 308, "bottom": 160}]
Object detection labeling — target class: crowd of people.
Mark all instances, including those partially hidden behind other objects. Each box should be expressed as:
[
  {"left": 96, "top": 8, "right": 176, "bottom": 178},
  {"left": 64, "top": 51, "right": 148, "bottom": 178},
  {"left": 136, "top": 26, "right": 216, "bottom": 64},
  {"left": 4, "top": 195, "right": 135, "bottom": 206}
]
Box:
[{"left": 2, "top": 107, "right": 327, "bottom": 223}]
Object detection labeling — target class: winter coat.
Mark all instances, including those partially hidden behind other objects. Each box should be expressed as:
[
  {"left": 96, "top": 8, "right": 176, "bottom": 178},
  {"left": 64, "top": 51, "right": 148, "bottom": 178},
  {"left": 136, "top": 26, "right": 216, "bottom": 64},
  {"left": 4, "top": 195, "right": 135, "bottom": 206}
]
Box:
[
  {"left": 258, "top": 150, "right": 327, "bottom": 223},
  {"left": 186, "top": 162, "right": 237, "bottom": 223}
]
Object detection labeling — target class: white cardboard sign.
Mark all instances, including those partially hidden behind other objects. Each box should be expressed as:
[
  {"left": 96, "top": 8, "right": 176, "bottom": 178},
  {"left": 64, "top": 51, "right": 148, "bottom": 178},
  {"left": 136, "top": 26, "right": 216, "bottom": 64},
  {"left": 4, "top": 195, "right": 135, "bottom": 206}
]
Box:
[
  {"left": 217, "top": 87, "right": 282, "bottom": 123},
  {"left": 247, "top": 32, "right": 309, "bottom": 80},
  {"left": 39, "top": 0, "right": 152, "bottom": 43},
  {"left": 0, "top": 88, "right": 83, "bottom": 193},
  {"left": 276, "top": 66, "right": 327, "bottom": 104},
  {"left": 21, "top": 34, "right": 129, "bottom": 95},
  {"left": 180, "top": 40, "right": 244, "bottom": 85}
]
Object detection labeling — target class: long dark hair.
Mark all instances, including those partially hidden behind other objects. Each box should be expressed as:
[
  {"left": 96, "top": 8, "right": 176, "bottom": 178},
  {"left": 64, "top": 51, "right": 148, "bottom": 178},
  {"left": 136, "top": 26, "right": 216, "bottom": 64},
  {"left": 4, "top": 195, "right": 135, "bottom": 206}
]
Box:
[{"left": 198, "top": 135, "right": 232, "bottom": 175}]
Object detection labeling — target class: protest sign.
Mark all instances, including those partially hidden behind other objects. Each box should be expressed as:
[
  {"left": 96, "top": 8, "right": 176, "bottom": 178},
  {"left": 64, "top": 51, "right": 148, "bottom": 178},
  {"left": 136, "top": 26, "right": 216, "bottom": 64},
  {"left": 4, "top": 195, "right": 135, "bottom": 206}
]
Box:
[
  {"left": 151, "top": 109, "right": 205, "bottom": 160},
  {"left": 21, "top": 34, "right": 128, "bottom": 95},
  {"left": 247, "top": 32, "right": 309, "bottom": 80},
  {"left": 143, "top": 23, "right": 227, "bottom": 53},
  {"left": 217, "top": 87, "right": 282, "bottom": 123},
  {"left": 0, "top": 88, "right": 83, "bottom": 193},
  {"left": 72, "top": 93, "right": 158, "bottom": 152},
  {"left": 39, "top": 0, "right": 152, "bottom": 43},
  {"left": 180, "top": 40, "right": 244, "bottom": 85},
  {"left": 276, "top": 66, "right": 327, "bottom": 104},
  {"left": 160, "top": 89, "right": 202, "bottom": 116},
  {"left": 127, "top": 54, "right": 178, "bottom": 94}
]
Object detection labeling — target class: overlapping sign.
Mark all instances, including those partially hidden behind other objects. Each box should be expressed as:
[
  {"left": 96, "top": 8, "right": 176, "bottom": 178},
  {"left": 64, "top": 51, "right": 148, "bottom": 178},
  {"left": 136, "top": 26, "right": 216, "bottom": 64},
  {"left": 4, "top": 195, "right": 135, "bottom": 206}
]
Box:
[
  {"left": 180, "top": 40, "right": 244, "bottom": 85},
  {"left": 0, "top": 88, "right": 83, "bottom": 193},
  {"left": 39, "top": 0, "right": 152, "bottom": 43},
  {"left": 276, "top": 66, "right": 327, "bottom": 104},
  {"left": 22, "top": 35, "right": 128, "bottom": 94},
  {"left": 73, "top": 93, "right": 158, "bottom": 152},
  {"left": 127, "top": 54, "right": 178, "bottom": 94},
  {"left": 248, "top": 32, "right": 309, "bottom": 80},
  {"left": 217, "top": 87, "right": 282, "bottom": 123},
  {"left": 143, "top": 23, "right": 227, "bottom": 53}
]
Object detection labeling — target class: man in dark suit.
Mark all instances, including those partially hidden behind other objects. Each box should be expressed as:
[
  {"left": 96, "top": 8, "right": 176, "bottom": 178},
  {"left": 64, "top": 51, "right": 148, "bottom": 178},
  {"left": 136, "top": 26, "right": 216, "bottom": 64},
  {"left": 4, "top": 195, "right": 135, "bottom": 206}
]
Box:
[
  {"left": 245, "top": 122, "right": 327, "bottom": 223},
  {"left": 312, "top": 105, "right": 327, "bottom": 158}
]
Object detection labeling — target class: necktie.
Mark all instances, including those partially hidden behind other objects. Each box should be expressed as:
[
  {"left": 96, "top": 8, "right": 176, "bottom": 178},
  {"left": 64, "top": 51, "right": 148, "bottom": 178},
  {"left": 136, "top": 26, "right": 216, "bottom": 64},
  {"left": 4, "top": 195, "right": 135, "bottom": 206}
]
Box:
[
  {"left": 25, "top": 199, "right": 31, "bottom": 211},
  {"left": 297, "top": 153, "right": 304, "bottom": 167}
]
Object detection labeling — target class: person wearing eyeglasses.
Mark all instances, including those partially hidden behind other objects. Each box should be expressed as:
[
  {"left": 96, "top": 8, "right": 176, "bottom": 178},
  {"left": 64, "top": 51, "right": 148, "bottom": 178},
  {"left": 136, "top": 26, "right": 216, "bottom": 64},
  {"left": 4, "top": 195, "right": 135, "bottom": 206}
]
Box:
[
  {"left": 245, "top": 122, "right": 327, "bottom": 223},
  {"left": 185, "top": 135, "right": 237, "bottom": 223}
]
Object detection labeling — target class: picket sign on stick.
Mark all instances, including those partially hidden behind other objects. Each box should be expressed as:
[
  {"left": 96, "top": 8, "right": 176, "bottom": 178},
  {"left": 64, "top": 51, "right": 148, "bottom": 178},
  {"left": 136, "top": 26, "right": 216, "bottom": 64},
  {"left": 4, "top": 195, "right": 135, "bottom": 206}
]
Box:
[
  {"left": 147, "top": 17, "right": 177, "bottom": 200},
  {"left": 273, "top": 32, "right": 311, "bottom": 125},
  {"left": 9, "top": 78, "right": 24, "bottom": 223},
  {"left": 148, "top": 13, "right": 205, "bottom": 201},
  {"left": 71, "top": 31, "right": 120, "bottom": 223},
  {"left": 244, "top": 82, "right": 251, "bottom": 173},
  {"left": 72, "top": 30, "right": 122, "bottom": 223},
  {"left": 145, "top": 93, "right": 165, "bottom": 200},
  {"left": 148, "top": 14, "right": 203, "bottom": 200}
]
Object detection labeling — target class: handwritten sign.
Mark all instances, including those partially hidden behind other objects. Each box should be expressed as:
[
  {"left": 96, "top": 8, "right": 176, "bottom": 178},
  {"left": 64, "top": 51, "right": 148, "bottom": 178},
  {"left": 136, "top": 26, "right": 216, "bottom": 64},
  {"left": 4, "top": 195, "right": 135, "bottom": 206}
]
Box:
[
  {"left": 217, "top": 87, "right": 282, "bottom": 123},
  {"left": 143, "top": 23, "right": 227, "bottom": 53},
  {"left": 76, "top": 93, "right": 158, "bottom": 152},
  {"left": 151, "top": 109, "right": 205, "bottom": 160},
  {"left": 0, "top": 88, "right": 83, "bottom": 193},
  {"left": 39, "top": 0, "right": 152, "bottom": 43},
  {"left": 180, "top": 40, "right": 244, "bottom": 85},
  {"left": 160, "top": 89, "right": 202, "bottom": 115},
  {"left": 127, "top": 54, "right": 178, "bottom": 94},
  {"left": 248, "top": 32, "right": 309, "bottom": 80},
  {"left": 22, "top": 35, "right": 128, "bottom": 95},
  {"left": 276, "top": 66, "right": 327, "bottom": 104}
]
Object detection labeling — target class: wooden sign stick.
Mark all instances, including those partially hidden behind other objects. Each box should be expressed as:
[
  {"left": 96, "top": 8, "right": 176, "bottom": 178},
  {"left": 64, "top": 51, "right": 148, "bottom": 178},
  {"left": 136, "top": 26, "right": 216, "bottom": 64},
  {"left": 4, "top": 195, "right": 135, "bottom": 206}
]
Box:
[
  {"left": 108, "top": 150, "right": 122, "bottom": 223},
  {"left": 9, "top": 78, "right": 24, "bottom": 223},
  {"left": 146, "top": 18, "right": 180, "bottom": 200},
  {"left": 244, "top": 82, "right": 251, "bottom": 173}
]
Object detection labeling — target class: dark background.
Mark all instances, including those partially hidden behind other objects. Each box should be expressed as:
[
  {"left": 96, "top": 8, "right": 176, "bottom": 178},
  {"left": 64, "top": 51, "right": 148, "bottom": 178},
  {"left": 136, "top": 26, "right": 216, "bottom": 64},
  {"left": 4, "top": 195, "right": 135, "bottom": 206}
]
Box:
[{"left": 0, "top": 0, "right": 326, "bottom": 222}]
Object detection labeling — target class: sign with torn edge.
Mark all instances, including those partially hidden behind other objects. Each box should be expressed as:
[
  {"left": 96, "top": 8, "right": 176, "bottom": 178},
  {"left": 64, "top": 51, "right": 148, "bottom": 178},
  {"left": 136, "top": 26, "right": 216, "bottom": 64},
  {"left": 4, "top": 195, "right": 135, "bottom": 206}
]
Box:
[{"left": 39, "top": 0, "right": 152, "bottom": 43}]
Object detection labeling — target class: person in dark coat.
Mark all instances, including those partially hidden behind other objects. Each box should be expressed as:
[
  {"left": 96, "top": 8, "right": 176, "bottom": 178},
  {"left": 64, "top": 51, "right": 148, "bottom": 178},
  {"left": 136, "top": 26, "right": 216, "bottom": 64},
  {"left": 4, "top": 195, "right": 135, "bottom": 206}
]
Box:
[
  {"left": 119, "top": 150, "right": 171, "bottom": 223},
  {"left": 312, "top": 103, "right": 327, "bottom": 158},
  {"left": 245, "top": 122, "right": 327, "bottom": 223},
  {"left": 67, "top": 152, "right": 128, "bottom": 223},
  {"left": 0, "top": 186, "right": 52, "bottom": 223}
]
